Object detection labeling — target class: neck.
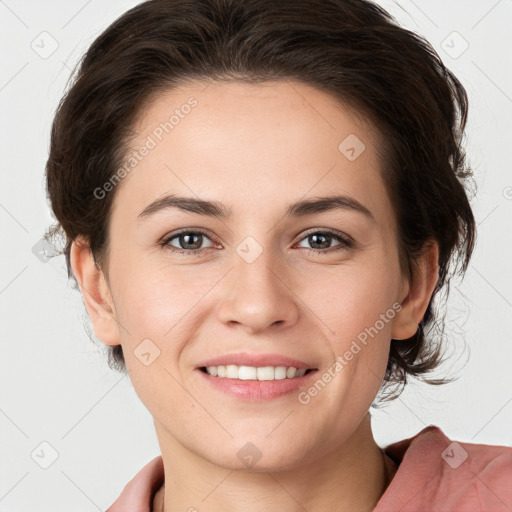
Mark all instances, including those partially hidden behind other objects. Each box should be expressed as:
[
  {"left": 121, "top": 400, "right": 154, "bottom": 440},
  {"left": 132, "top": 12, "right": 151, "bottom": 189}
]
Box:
[{"left": 152, "top": 413, "right": 393, "bottom": 512}]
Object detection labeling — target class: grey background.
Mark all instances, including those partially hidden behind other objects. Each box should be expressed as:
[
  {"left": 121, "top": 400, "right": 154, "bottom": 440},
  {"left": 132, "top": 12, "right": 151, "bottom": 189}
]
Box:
[{"left": 1, "top": 0, "right": 511, "bottom": 510}]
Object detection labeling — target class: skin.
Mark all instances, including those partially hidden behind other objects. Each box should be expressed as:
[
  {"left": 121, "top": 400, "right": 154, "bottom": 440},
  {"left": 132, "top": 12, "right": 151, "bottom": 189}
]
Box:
[{"left": 71, "top": 80, "right": 439, "bottom": 512}]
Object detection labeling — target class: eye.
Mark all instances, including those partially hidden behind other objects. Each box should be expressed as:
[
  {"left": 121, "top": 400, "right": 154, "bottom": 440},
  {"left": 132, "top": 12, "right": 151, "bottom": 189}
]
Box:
[
  {"left": 161, "top": 229, "right": 217, "bottom": 255},
  {"left": 296, "top": 229, "right": 354, "bottom": 255},
  {"left": 160, "top": 228, "right": 354, "bottom": 256}
]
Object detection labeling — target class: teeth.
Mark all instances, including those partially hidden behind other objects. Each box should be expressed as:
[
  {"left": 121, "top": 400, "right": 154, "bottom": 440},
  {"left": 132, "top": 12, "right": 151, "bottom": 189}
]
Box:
[
  {"left": 205, "top": 365, "right": 309, "bottom": 380},
  {"left": 226, "top": 365, "right": 239, "bottom": 378}
]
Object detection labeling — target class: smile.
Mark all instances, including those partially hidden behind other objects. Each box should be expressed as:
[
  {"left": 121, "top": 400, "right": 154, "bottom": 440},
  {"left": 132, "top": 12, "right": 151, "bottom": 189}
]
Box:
[{"left": 200, "top": 365, "right": 314, "bottom": 380}]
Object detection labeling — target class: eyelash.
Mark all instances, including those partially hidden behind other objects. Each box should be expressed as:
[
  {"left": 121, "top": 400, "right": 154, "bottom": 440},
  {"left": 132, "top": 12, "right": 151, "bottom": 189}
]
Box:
[{"left": 159, "top": 228, "right": 354, "bottom": 256}]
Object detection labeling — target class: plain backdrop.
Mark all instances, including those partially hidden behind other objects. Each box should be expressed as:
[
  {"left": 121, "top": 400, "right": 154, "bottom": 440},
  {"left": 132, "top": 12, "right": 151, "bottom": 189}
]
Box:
[{"left": 1, "top": 0, "right": 511, "bottom": 510}]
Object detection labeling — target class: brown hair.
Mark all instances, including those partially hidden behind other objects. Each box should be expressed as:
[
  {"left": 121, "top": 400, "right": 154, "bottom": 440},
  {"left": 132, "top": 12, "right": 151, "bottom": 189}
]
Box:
[{"left": 45, "top": 0, "right": 476, "bottom": 404}]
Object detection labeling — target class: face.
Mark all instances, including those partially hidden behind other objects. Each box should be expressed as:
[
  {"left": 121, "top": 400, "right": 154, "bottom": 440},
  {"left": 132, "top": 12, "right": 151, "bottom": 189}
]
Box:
[{"left": 91, "top": 80, "right": 413, "bottom": 470}]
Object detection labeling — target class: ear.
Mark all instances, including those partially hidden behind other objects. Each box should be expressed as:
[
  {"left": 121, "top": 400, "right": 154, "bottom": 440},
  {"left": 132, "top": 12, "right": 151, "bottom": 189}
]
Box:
[
  {"left": 391, "top": 239, "right": 439, "bottom": 340},
  {"left": 69, "top": 238, "right": 121, "bottom": 347}
]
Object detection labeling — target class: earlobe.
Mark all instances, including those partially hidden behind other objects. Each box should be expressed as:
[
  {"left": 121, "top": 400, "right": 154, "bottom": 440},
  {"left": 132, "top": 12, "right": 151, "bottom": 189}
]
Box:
[
  {"left": 69, "top": 238, "right": 121, "bottom": 347},
  {"left": 391, "top": 240, "right": 439, "bottom": 341}
]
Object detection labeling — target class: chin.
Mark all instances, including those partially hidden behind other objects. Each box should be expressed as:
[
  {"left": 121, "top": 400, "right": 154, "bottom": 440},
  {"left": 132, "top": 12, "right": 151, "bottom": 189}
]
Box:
[{"left": 199, "top": 435, "right": 315, "bottom": 473}]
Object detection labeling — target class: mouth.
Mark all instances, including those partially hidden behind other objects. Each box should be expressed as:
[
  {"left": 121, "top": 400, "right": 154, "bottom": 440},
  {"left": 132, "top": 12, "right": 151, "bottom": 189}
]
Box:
[
  {"left": 196, "top": 365, "right": 318, "bottom": 401},
  {"left": 199, "top": 365, "right": 317, "bottom": 381},
  {"left": 194, "top": 352, "right": 319, "bottom": 400}
]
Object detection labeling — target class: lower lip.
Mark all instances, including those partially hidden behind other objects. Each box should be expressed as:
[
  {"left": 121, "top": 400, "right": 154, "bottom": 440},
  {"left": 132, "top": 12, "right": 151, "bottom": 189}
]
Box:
[{"left": 196, "top": 368, "right": 317, "bottom": 401}]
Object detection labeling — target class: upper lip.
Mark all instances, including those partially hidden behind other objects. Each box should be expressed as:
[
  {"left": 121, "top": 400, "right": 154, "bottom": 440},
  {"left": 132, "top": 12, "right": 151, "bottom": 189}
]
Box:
[{"left": 196, "top": 352, "right": 316, "bottom": 370}]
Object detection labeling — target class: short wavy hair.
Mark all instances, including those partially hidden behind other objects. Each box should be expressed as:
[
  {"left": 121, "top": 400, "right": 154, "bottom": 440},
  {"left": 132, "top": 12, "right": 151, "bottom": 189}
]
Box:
[{"left": 45, "top": 0, "right": 476, "bottom": 405}]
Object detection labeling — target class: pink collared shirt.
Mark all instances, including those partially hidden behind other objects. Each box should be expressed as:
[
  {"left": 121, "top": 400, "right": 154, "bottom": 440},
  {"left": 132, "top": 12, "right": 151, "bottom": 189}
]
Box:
[{"left": 106, "top": 425, "right": 512, "bottom": 511}]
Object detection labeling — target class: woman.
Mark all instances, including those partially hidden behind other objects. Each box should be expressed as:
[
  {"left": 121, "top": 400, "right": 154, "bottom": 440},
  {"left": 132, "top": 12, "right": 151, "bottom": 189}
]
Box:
[{"left": 44, "top": 0, "right": 511, "bottom": 510}]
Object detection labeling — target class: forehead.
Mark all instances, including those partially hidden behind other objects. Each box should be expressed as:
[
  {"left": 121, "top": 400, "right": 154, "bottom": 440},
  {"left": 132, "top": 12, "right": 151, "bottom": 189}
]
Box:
[{"left": 113, "top": 79, "right": 394, "bottom": 232}]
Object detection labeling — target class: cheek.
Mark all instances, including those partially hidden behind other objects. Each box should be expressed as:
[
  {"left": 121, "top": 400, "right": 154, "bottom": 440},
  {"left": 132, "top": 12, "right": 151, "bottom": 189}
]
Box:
[
  {"left": 109, "top": 256, "right": 224, "bottom": 355},
  {"left": 109, "top": 261, "right": 204, "bottom": 428},
  {"left": 308, "top": 263, "right": 399, "bottom": 398},
  {"left": 112, "top": 244, "right": 399, "bottom": 346},
  {"left": 111, "top": 250, "right": 177, "bottom": 325},
  {"left": 308, "top": 261, "right": 399, "bottom": 339}
]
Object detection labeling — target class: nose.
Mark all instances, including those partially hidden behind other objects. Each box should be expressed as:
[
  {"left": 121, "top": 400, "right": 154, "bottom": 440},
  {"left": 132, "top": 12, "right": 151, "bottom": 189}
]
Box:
[{"left": 215, "top": 242, "right": 300, "bottom": 334}]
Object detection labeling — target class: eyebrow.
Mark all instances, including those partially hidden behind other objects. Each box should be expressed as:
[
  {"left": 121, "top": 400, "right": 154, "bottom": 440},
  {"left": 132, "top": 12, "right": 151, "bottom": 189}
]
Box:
[{"left": 138, "top": 193, "right": 376, "bottom": 223}]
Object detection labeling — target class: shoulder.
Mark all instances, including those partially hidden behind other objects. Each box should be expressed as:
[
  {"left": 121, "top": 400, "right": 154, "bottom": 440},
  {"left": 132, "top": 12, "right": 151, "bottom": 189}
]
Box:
[
  {"left": 105, "top": 455, "right": 164, "bottom": 512},
  {"left": 375, "top": 425, "right": 512, "bottom": 512}
]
